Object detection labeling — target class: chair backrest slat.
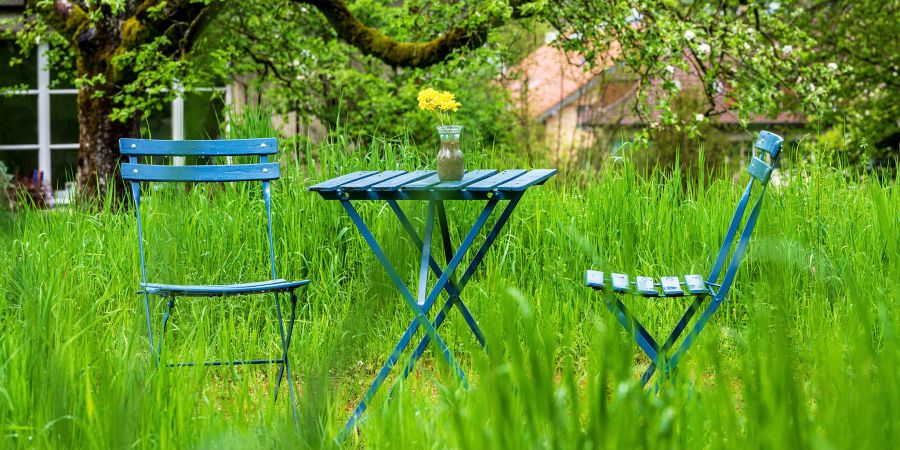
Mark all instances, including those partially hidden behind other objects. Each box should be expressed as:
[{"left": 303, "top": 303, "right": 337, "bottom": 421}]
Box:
[
  {"left": 121, "top": 138, "right": 277, "bottom": 156},
  {"left": 746, "top": 131, "right": 784, "bottom": 183},
  {"left": 122, "top": 162, "right": 280, "bottom": 182},
  {"left": 120, "top": 138, "right": 283, "bottom": 285}
]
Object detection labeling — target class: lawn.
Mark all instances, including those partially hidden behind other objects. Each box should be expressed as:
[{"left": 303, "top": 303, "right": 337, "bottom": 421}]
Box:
[{"left": 0, "top": 134, "right": 897, "bottom": 449}]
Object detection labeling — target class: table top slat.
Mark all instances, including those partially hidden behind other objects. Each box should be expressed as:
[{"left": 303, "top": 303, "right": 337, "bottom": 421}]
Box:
[
  {"left": 466, "top": 169, "right": 529, "bottom": 191},
  {"left": 432, "top": 170, "right": 499, "bottom": 190},
  {"left": 309, "top": 171, "right": 380, "bottom": 191},
  {"left": 495, "top": 169, "right": 558, "bottom": 191},
  {"left": 340, "top": 170, "right": 407, "bottom": 190},
  {"left": 401, "top": 173, "right": 443, "bottom": 190},
  {"left": 372, "top": 170, "right": 435, "bottom": 190}
]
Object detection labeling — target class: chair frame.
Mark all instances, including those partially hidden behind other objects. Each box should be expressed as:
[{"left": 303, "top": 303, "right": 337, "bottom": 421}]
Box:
[
  {"left": 121, "top": 138, "right": 308, "bottom": 421},
  {"left": 586, "top": 131, "right": 785, "bottom": 387}
]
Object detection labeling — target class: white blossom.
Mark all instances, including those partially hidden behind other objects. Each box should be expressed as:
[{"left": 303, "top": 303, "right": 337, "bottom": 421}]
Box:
[
  {"left": 697, "top": 43, "right": 711, "bottom": 55},
  {"left": 684, "top": 30, "right": 696, "bottom": 41},
  {"left": 665, "top": 65, "right": 675, "bottom": 74},
  {"left": 782, "top": 45, "right": 793, "bottom": 55},
  {"left": 827, "top": 62, "right": 838, "bottom": 70},
  {"left": 695, "top": 113, "right": 705, "bottom": 122}
]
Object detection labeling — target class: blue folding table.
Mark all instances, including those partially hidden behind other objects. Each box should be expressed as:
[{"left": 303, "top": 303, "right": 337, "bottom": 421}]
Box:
[{"left": 310, "top": 169, "right": 556, "bottom": 438}]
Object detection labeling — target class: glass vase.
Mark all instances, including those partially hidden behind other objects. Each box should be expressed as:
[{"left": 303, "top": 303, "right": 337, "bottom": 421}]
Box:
[{"left": 436, "top": 125, "right": 464, "bottom": 181}]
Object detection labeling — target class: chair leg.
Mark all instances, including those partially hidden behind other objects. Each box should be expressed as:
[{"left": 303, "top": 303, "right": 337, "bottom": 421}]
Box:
[
  {"left": 142, "top": 292, "right": 155, "bottom": 356},
  {"left": 156, "top": 296, "right": 176, "bottom": 365},
  {"left": 274, "top": 291, "right": 299, "bottom": 423},
  {"left": 640, "top": 296, "right": 705, "bottom": 387}
]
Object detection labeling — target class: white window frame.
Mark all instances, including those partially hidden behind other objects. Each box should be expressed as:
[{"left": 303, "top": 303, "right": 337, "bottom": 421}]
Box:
[{"left": 0, "top": 43, "right": 231, "bottom": 188}]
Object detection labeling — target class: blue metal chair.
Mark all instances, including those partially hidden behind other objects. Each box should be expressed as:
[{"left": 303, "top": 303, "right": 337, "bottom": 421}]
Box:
[
  {"left": 120, "top": 138, "right": 309, "bottom": 421},
  {"left": 585, "top": 130, "right": 784, "bottom": 387}
]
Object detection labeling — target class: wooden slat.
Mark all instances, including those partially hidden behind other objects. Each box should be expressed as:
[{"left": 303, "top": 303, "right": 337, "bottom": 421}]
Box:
[
  {"left": 372, "top": 170, "right": 435, "bottom": 190},
  {"left": 402, "top": 173, "right": 443, "bottom": 190},
  {"left": 660, "top": 276, "right": 684, "bottom": 296},
  {"left": 635, "top": 276, "right": 659, "bottom": 297},
  {"left": 308, "top": 171, "right": 380, "bottom": 191},
  {"left": 122, "top": 163, "right": 279, "bottom": 182},
  {"left": 120, "top": 138, "right": 277, "bottom": 156},
  {"left": 432, "top": 170, "right": 498, "bottom": 190},
  {"left": 466, "top": 169, "right": 528, "bottom": 191},
  {"left": 585, "top": 270, "right": 605, "bottom": 289},
  {"left": 495, "top": 169, "right": 557, "bottom": 191},
  {"left": 340, "top": 170, "right": 407, "bottom": 190},
  {"left": 684, "top": 274, "right": 708, "bottom": 295}
]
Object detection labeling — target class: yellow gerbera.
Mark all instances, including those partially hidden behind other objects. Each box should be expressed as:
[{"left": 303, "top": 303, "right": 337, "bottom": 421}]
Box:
[{"left": 417, "top": 88, "right": 462, "bottom": 125}]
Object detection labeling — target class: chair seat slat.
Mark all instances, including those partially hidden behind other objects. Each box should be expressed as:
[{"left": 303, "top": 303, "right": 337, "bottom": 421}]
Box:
[
  {"left": 660, "top": 276, "right": 684, "bottom": 296},
  {"left": 611, "top": 273, "right": 630, "bottom": 293},
  {"left": 635, "top": 276, "right": 659, "bottom": 297},
  {"left": 141, "top": 279, "right": 311, "bottom": 297},
  {"left": 122, "top": 163, "right": 279, "bottom": 182},
  {"left": 585, "top": 270, "right": 605, "bottom": 289},
  {"left": 120, "top": 138, "right": 277, "bottom": 156},
  {"left": 683, "top": 274, "right": 708, "bottom": 294}
]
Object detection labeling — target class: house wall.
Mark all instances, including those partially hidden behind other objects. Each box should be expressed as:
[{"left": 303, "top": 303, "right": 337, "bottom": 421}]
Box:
[{"left": 542, "top": 104, "right": 595, "bottom": 164}]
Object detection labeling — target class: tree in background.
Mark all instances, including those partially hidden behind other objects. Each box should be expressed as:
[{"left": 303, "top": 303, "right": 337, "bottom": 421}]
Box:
[
  {"left": 3, "top": 1, "right": 896, "bottom": 200},
  {"left": 798, "top": 0, "right": 899, "bottom": 161},
  {"left": 214, "top": 0, "right": 525, "bottom": 151},
  {"left": 3, "top": 1, "right": 216, "bottom": 198},
  {"left": 547, "top": 1, "right": 898, "bottom": 161},
  {"left": 2, "top": 0, "right": 535, "bottom": 199}
]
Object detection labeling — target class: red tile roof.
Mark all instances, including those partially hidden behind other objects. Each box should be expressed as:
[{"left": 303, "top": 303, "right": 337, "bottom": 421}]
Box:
[
  {"left": 505, "top": 43, "right": 618, "bottom": 119},
  {"left": 507, "top": 44, "right": 806, "bottom": 126}
]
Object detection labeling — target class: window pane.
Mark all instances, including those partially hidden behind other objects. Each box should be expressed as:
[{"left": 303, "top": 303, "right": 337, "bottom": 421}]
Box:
[
  {"left": 0, "top": 40, "right": 36, "bottom": 90},
  {"left": 51, "top": 148, "right": 77, "bottom": 190},
  {"left": 0, "top": 94, "right": 37, "bottom": 144},
  {"left": 141, "top": 104, "right": 172, "bottom": 139},
  {"left": 184, "top": 91, "right": 225, "bottom": 139},
  {"left": 0, "top": 150, "right": 37, "bottom": 179},
  {"left": 50, "top": 94, "right": 79, "bottom": 144}
]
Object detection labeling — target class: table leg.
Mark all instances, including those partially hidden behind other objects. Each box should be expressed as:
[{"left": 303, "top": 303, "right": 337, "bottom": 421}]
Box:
[
  {"left": 340, "top": 198, "right": 498, "bottom": 437},
  {"left": 339, "top": 199, "right": 463, "bottom": 374},
  {"left": 416, "top": 202, "right": 436, "bottom": 306},
  {"left": 395, "top": 197, "right": 522, "bottom": 386}
]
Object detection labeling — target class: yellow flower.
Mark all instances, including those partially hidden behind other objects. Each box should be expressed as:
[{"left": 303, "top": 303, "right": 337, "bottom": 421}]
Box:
[
  {"left": 435, "top": 91, "right": 461, "bottom": 111},
  {"left": 417, "top": 88, "right": 461, "bottom": 112},
  {"left": 417, "top": 88, "right": 441, "bottom": 112},
  {"left": 417, "top": 88, "right": 461, "bottom": 125}
]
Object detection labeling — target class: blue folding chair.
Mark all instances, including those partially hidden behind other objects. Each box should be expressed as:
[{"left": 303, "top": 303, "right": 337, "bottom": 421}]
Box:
[
  {"left": 121, "top": 138, "right": 310, "bottom": 421},
  {"left": 585, "top": 130, "right": 784, "bottom": 387}
]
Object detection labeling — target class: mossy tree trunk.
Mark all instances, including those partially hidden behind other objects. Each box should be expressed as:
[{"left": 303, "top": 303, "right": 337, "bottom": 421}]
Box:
[
  {"left": 71, "top": 10, "right": 137, "bottom": 200},
  {"left": 75, "top": 81, "right": 139, "bottom": 199}
]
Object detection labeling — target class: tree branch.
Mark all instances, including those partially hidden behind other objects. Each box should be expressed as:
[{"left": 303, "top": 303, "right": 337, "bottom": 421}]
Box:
[
  {"left": 122, "top": 0, "right": 210, "bottom": 51},
  {"left": 30, "top": 0, "right": 88, "bottom": 39},
  {"left": 299, "top": 0, "right": 534, "bottom": 68}
]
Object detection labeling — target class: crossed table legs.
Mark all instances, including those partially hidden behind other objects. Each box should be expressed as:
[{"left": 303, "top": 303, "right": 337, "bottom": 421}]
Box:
[{"left": 337, "top": 195, "right": 523, "bottom": 439}]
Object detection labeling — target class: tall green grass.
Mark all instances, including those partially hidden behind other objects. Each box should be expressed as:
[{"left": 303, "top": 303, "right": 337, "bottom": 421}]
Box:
[{"left": 0, "top": 126, "right": 897, "bottom": 448}]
